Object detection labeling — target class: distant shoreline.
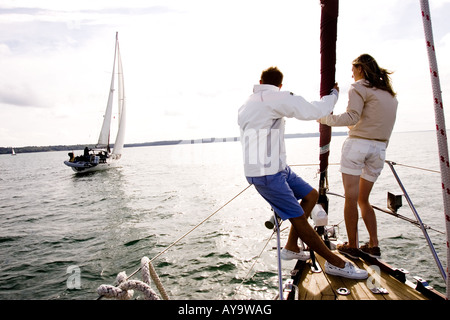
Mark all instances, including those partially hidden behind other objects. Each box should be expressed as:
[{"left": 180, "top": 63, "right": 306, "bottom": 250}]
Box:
[
  {"left": 1, "top": 132, "right": 351, "bottom": 155},
  {"left": 3, "top": 130, "right": 439, "bottom": 155}
]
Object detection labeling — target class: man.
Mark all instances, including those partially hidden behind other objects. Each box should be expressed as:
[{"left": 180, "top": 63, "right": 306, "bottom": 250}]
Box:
[{"left": 238, "top": 66, "right": 367, "bottom": 279}]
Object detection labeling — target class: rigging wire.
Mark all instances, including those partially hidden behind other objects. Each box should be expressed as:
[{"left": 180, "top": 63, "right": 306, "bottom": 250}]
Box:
[
  {"left": 232, "top": 224, "right": 294, "bottom": 299},
  {"left": 327, "top": 191, "right": 444, "bottom": 235},
  {"left": 390, "top": 162, "right": 440, "bottom": 174},
  {"left": 232, "top": 227, "right": 280, "bottom": 299},
  {"left": 290, "top": 162, "right": 440, "bottom": 174},
  {"left": 123, "top": 184, "right": 253, "bottom": 281}
]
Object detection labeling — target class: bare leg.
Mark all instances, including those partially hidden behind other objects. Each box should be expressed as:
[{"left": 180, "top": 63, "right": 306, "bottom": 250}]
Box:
[
  {"left": 283, "top": 189, "right": 318, "bottom": 253},
  {"left": 289, "top": 214, "right": 345, "bottom": 268},
  {"left": 342, "top": 173, "right": 361, "bottom": 248},
  {"left": 358, "top": 178, "right": 378, "bottom": 247}
]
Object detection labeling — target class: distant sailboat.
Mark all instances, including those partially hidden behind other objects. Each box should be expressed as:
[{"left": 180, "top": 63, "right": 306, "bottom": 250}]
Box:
[
  {"left": 11, "top": 147, "right": 16, "bottom": 156},
  {"left": 64, "top": 32, "right": 126, "bottom": 173}
]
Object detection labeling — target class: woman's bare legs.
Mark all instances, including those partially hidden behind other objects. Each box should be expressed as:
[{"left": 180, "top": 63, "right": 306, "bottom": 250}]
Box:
[
  {"left": 342, "top": 173, "right": 378, "bottom": 248},
  {"left": 342, "top": 173, "right": 360, "bottom": 248},
  {"left": 358, "top": 178, "right": 378, "bottom": 247}
]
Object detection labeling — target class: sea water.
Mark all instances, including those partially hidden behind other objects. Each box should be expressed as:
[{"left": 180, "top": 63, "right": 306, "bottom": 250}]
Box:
[{"left": 0, "top": 131, "right": 447, "bottom": 299}]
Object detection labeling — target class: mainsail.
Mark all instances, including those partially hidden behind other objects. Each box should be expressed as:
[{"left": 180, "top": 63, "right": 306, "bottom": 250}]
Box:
[
  {"left": 96, "top": 32, "right": 126, "bottom": 157},
  {"left": 318, "top": 0, "right": 338, "bottom": 212},
  {"left": 112, "top": 34, "right": 126, "bottom": 157}
]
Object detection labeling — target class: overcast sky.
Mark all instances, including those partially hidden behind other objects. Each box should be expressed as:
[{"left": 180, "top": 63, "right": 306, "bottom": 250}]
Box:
[{"left": 1, "top": 0, "right": 449, "bottom": 148}]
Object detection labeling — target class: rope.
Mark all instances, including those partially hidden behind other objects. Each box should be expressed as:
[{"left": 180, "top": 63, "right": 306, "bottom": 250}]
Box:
[
  {"left": 97, "top": 184, "right": 252, "bottom": 300},
  {"left": 124, "top": 184, "right": 252, "bottom": 284},
  {"left": 420, "top": 0, "right": 450, "bottom": 299},
  {"left": 148, "top": 184, "right": 253, "bottom": 264},
  {"left": 145, "top": 257, "right": 170, "bottom": 300}
]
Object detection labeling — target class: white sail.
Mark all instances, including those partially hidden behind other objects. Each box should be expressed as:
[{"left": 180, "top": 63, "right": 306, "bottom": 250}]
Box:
[
  {"left": 112, "top": 36, "right": 126, "bottom": 157},
  {"left": 96, "top": 33, "right": 118, "bottom": 149}
]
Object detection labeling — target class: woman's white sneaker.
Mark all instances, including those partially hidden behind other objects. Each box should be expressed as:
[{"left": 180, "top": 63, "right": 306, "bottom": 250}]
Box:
[
  {"left": 324, "top": 261, "right": 368, "bottom": 279},
  {"left": 280, "top": 248, "right": 310, "bottom": 261}
]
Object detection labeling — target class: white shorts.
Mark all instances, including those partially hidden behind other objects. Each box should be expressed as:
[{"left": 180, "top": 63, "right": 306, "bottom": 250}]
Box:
[{"left": 340, "top": 137, "right": 387, "bottom": 182}]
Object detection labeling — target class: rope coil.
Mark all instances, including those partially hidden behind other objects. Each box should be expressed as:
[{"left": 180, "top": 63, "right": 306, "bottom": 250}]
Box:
[{"left": 97, "top": 257, "right": 162, "bottom": 300}]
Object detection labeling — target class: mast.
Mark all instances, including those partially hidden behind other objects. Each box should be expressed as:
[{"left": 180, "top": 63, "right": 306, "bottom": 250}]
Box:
[
  {"left": 288, "top": 1, "right": 340, "bottom": 297},
  {"left": 318, "top": 0, "right": 338, "bottom": 214}
]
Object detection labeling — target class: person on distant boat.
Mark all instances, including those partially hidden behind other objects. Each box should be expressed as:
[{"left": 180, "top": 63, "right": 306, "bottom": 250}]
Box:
[
  {"left": 84, "top": 147, "right": 90, "bottom": 161},
  {"left": 238, "top": 66, "right": 368, "bottom": 280},
  {"left": 318, "top": 54, "right": 398, "bottom": 259}
]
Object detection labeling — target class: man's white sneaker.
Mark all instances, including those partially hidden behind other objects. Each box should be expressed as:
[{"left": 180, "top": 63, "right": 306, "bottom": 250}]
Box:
[
  {"left": 280, "top": 248, "right": 310, "bottom": 261},
  {"left": 324, "top": 261, "right": 368, "bottom": 280}
]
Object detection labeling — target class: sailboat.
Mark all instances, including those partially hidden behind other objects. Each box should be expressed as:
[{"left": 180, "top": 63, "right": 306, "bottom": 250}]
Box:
[
  {"left": 64, "top": 32, "right": 126, "bottom": 173},
  {"left": 11, "top": 147, "right": 16, "bottom": 156}
]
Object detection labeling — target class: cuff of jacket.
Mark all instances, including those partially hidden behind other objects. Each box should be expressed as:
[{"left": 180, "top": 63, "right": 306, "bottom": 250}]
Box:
[{"left": 330, "top": 88, "right": 339, "bottom": 99}]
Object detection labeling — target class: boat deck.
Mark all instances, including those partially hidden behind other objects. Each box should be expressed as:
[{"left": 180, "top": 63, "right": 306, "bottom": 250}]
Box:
[{"left": 289, "top": 251, "right": 443, "bottom": 300}]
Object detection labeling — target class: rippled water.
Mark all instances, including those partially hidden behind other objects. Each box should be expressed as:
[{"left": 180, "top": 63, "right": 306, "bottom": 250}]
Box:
[{"left": 0, "top": 131, "right": 447, "bottom": 299}]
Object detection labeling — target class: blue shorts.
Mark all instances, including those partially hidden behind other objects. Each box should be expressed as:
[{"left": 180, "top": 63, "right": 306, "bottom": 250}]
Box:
[{"left": 246, "top": 166, "right": 313, "bottom": 220}]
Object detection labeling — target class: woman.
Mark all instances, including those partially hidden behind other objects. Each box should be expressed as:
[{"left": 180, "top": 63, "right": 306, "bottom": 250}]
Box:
[{"left": 318, "top": 54, "right": 398, "bottom": 259}]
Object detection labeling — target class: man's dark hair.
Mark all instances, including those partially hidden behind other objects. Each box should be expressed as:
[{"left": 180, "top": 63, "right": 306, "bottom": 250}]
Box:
[{"left": 260, "top": 66, "right": 283, "bottom": 87}]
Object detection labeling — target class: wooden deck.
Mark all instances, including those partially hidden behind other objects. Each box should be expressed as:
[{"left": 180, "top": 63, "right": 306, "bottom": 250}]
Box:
[{"left": 288, "top": 251, "right": 444, "bottom": 300}]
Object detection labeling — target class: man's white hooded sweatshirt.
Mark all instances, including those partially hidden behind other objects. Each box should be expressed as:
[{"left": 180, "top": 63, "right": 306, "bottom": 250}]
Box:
[{"left": 238, "top": 84, "right": 338, "bottom": 177}]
